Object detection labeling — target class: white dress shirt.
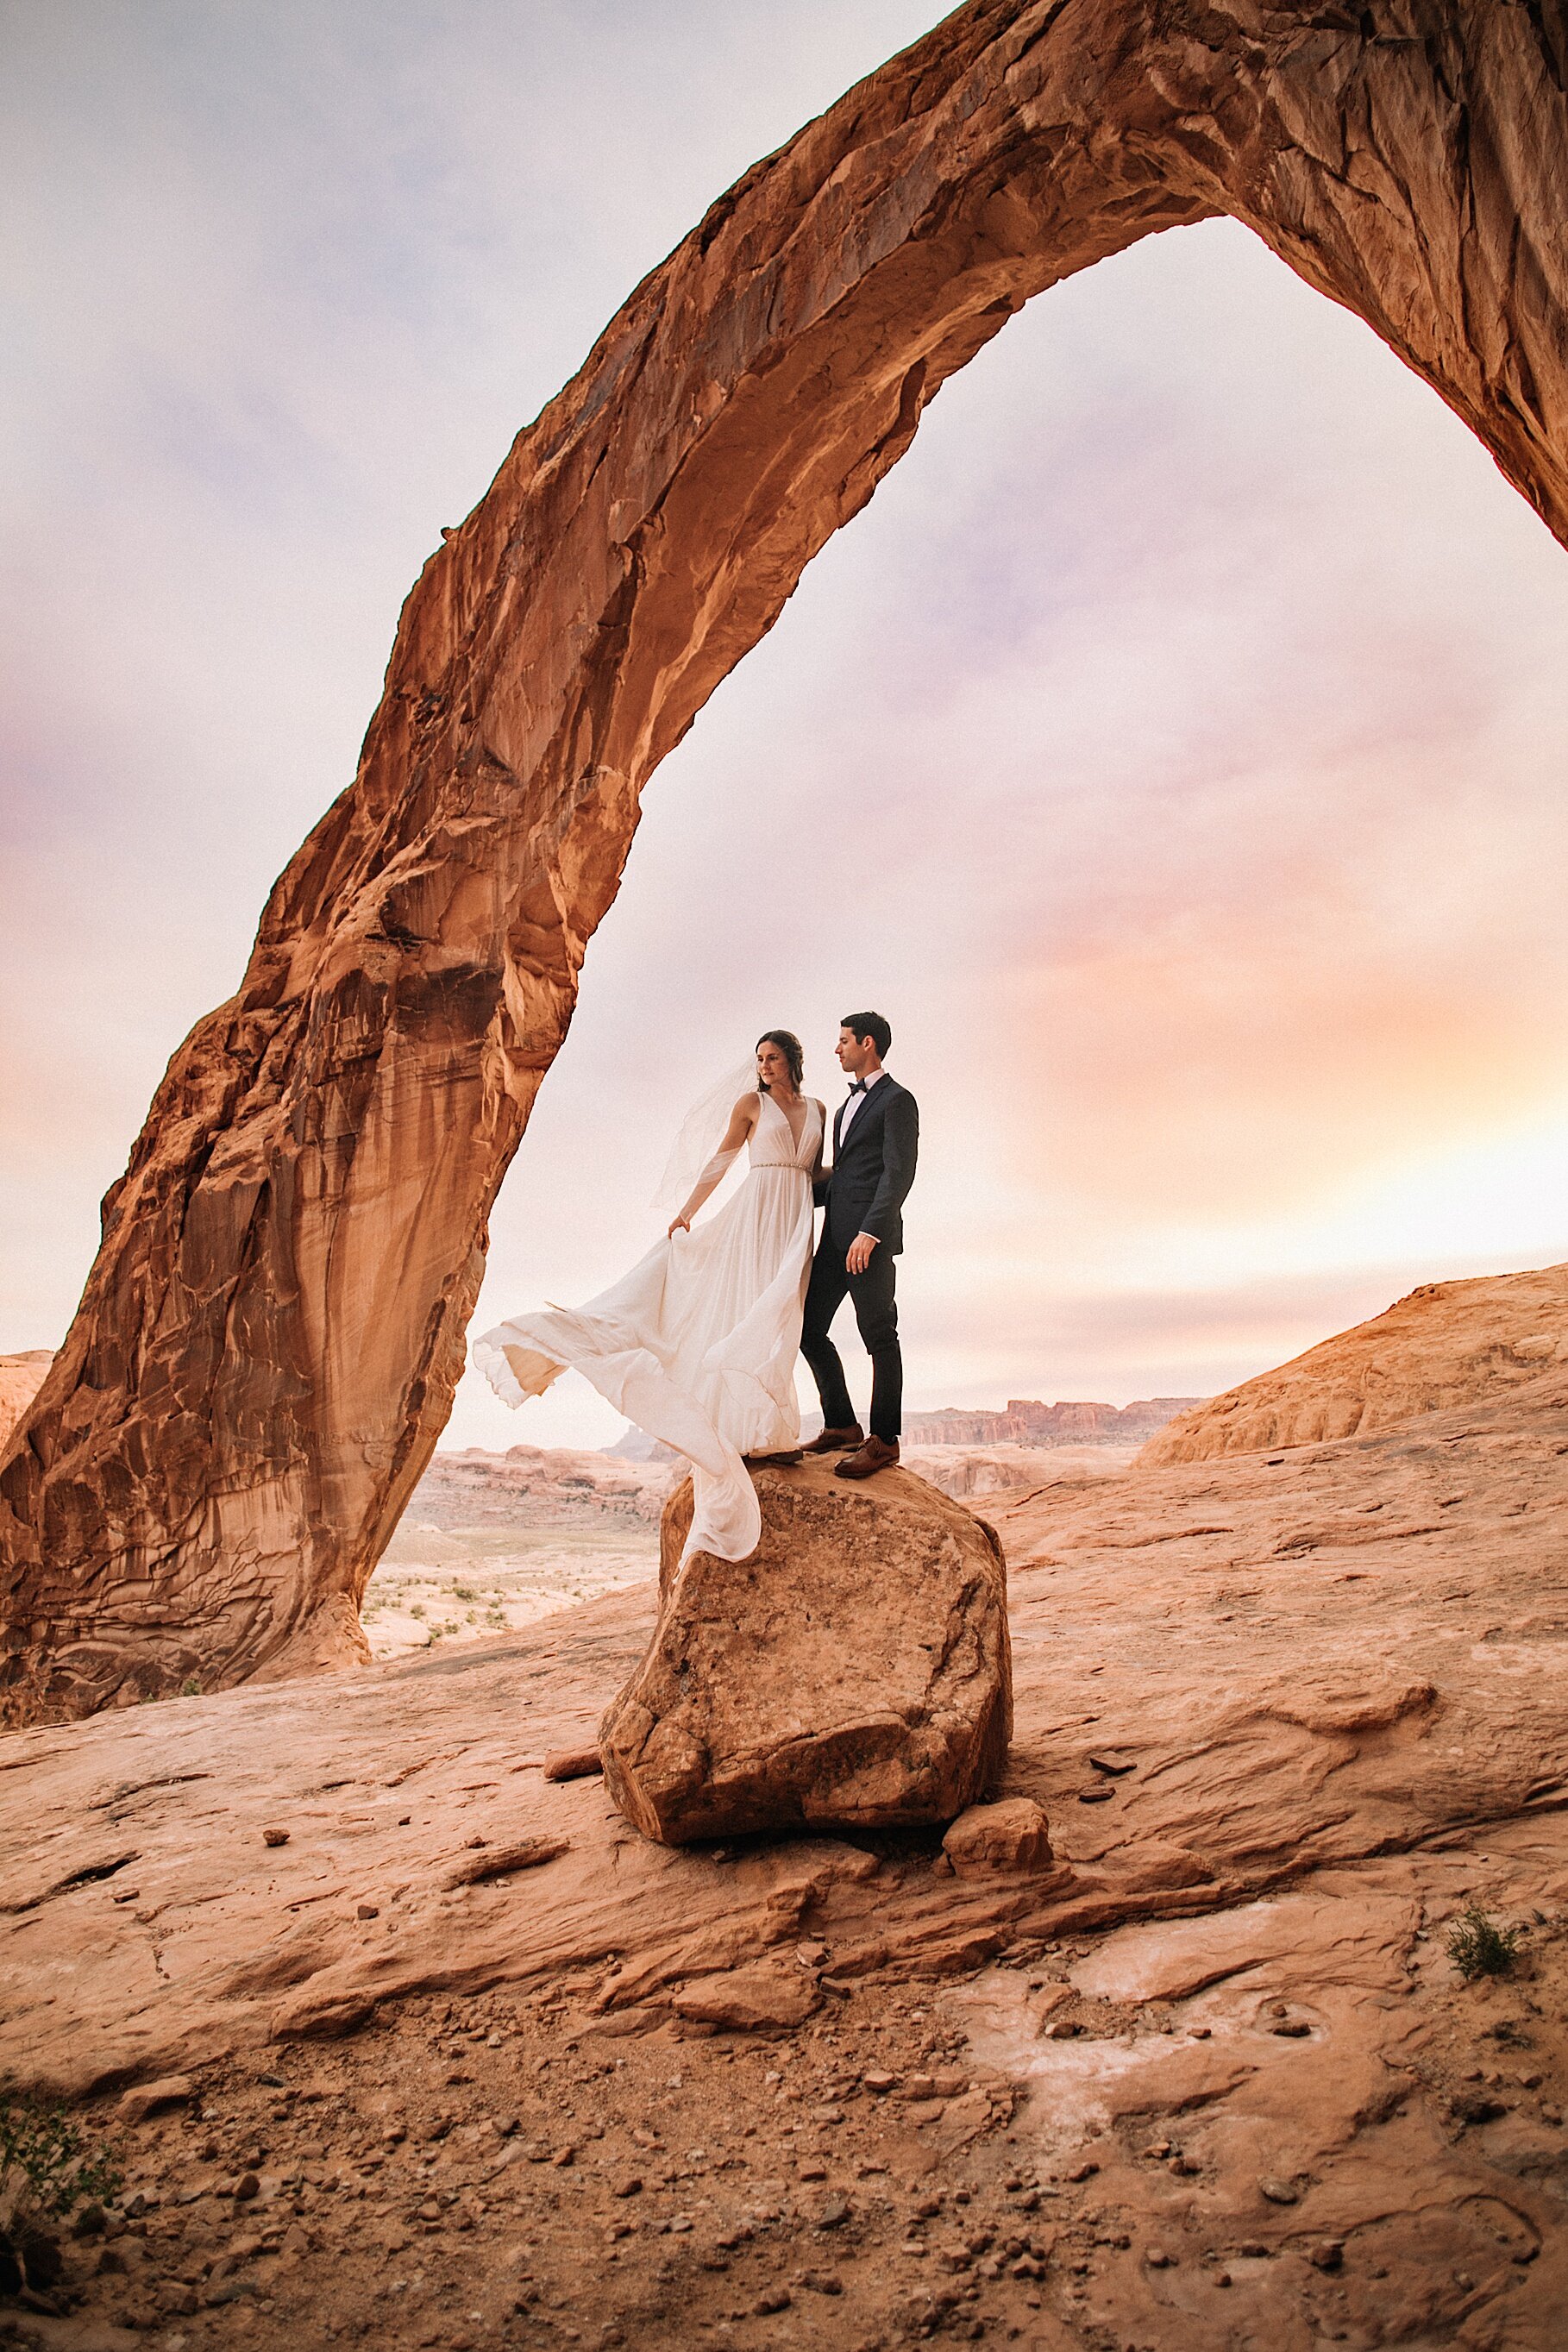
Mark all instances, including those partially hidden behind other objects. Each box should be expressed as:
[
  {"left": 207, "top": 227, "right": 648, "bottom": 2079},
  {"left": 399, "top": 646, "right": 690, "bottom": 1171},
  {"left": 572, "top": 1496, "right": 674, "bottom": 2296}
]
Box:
[{"left": 837, "top": 1064, "right": 887, "bottom": 1145}]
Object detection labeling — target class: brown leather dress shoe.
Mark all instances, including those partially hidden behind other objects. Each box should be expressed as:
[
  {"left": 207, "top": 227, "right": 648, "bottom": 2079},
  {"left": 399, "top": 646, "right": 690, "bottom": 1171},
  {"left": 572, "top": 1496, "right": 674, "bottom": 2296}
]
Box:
[
  {"left": 804, "top": 1424, "right": 863, "bottom": 1454},
  {"left": 834, "top": 1434, "right": 900, "bottom": 1479}
]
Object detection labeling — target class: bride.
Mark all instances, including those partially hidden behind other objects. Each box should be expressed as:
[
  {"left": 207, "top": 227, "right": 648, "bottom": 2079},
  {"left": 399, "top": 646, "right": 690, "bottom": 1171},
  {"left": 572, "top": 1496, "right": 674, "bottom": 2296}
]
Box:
[{"left": 473, "top": 1032, "right": 825, "bottom": 1565}]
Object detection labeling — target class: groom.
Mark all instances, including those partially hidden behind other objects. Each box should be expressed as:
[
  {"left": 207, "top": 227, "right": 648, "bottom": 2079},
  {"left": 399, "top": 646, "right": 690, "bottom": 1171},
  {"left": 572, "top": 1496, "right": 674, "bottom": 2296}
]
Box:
[{"left": 801, "top": 1011, "right": 919, "bottom": 1480}]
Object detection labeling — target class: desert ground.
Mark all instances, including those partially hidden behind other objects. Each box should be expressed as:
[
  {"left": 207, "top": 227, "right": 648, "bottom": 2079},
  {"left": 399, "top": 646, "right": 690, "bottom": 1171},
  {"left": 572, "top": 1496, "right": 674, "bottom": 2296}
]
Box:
[{"left": 3, "top": 1270, "right": 1568, "bottom": 2350}]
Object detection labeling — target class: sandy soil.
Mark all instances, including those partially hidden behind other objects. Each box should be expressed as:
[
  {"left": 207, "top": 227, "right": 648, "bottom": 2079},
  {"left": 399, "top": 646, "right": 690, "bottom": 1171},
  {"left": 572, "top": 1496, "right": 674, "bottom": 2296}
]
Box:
[{"left": 364, "top": 1527, "right": 659, "bottom": 1662}]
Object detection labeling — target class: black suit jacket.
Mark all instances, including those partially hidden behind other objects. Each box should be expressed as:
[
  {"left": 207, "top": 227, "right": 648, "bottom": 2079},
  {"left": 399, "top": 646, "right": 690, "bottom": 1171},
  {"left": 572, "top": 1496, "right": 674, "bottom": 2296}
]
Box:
[{"left": 814, "top": 1076, "right": 919, "bottom": 1256}]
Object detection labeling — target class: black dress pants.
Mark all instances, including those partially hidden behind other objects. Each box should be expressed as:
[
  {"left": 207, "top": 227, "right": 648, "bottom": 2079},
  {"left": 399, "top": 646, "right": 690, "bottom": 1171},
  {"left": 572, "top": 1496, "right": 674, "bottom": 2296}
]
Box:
[{"left": 800, "top": 1228, "right": 902, "bottom": 1443}]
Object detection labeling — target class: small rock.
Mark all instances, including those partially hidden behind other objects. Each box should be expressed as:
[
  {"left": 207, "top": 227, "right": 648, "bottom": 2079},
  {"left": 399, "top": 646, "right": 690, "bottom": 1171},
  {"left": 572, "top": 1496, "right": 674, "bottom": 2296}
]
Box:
[
  {"left": 672, "top": 1966, "right": 818, "bottom": 2033},
  {"left": 1258, "top": 2179, "right": 1299, "bottom": 2206},
  {"left": 72, "top": 2202, "right": 107, "bottom": 2237},
  {"left": 1145, "top": 2249, "right": 1176, "bottom": 2269},
  {"left": 814, "top": 2193, "right": 850, "bottom": 2230},
  {"left": 754, "top": 2290, "right": 792, "bottom": 2314},
  {"left": 797, "top": 2269, "right": 844, "bottom": 2295},
  {"left": 797, "top": 2162, "right": 827, "bottom": 2183},
  {"left": 1270, "top": 2019, "right": 1311, "bottom": 2038},
  {"left": 1450, "top": 2090, "right": 1508, "bottom": 2125},
  {"left": 118, "top": 2075, "right": 194, "bottom": 2124},
  {"left": 1064, "top": 2161, "right": 1099, "bottom": 2183},
  {"left": 551, "top": 2145, "right": 576, "bottom": 2167},
  {"left": 233, "top": 2173, "right": 260, "bottom": 2202},
  {"left": 262, "top": 1828, "right": 290, "bottom": 1847},
  {"left": 543, "top": 1748, "right": 604, "bottom": 1783},
  {"left": 1238, "top": 2241, "right": 1271, "bottom": 2258},
  {"left": 612, "top": 2177, "right": 643, "bottom": 2199},
  {"left": 943, "top": 1797, "right": 1053, "bottom": 1877},
  {"left": 1310, "top": 2241, "right": 1345, "bottom": 2272},
  {"left": 356, "top": 1903, "right": 379, "bottom": 1921},
  {"left": 441, "top": 1836, "right": 570, "bottom": 1890},
  {"left": 862, "top": 2070, "right": 898, "bottom": 2094}
]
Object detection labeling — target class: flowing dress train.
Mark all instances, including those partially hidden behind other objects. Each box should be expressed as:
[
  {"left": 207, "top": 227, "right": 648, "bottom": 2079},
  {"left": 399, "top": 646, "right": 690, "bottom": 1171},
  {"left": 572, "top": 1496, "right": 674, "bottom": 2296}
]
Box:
[{"left": 473, "top": 1089, "right": 824, "bottom": 1563}]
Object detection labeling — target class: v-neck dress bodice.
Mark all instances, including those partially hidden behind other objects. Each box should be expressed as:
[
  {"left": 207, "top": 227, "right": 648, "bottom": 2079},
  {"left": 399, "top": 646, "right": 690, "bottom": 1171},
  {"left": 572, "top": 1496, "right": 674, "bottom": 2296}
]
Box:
[{"left": 474, "top": 1090, "right": 824, "bottom": 1563}]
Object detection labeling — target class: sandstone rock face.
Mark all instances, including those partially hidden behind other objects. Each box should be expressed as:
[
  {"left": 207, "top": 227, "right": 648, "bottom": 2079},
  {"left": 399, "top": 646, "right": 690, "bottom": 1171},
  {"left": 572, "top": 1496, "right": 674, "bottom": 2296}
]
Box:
[
  {"left": 5, "top": 5, "right": 1568, "bottom": 1723},
  {"left": 1143, "top": 1259, "right": 1568, "bottom": 1465},
  {"left": 599, "top": 1460, "right": 1011, "bottom": 1844}
]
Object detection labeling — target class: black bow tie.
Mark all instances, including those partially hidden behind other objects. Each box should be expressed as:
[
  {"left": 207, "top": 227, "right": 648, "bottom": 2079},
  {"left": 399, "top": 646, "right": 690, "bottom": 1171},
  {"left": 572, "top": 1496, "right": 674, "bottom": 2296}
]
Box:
[{"left": 846, "top": 1079, "right": 868, "bottom": 1095}]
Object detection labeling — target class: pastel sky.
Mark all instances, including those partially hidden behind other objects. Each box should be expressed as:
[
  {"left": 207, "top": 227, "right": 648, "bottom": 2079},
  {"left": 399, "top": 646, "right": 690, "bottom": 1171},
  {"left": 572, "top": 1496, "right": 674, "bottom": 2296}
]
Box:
[{"left": 4, "top": 1, "right": 1567, "bottom": 1453}]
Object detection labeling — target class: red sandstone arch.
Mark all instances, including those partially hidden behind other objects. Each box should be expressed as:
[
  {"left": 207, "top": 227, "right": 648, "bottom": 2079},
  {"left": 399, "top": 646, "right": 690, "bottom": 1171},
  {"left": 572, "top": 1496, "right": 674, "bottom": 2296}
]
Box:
[{"left": 3, "top": 0, "right": 1566, "bottom": 1725}]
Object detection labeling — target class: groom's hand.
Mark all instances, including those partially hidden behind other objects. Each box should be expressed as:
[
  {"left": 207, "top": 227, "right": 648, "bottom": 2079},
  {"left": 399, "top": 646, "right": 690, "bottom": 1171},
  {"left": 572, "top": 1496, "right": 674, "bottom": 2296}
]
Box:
[{"left": 845, "top": 1232, "right": 878, "bottom": 1275}]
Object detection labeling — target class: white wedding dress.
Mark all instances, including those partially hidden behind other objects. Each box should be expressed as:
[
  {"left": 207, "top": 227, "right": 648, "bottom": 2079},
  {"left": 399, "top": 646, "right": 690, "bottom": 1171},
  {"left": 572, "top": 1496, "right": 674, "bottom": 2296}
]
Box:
[{"left": 473, "top": 1086, "right": 825, "bottom": 1565}]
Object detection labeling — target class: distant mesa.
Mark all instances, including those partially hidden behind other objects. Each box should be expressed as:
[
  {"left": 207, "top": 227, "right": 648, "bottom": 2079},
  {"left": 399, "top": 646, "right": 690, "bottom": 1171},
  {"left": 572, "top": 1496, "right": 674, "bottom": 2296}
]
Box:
[
  {"left": 904, "top": 1396, "right": 1201, "bottom": 1448},
  {"left": 413, "top": 1444, "right": 669, "bottom": 1529},
  {"left": 1143, "top": 1261, "right": 1568, "bottom": 1468}
]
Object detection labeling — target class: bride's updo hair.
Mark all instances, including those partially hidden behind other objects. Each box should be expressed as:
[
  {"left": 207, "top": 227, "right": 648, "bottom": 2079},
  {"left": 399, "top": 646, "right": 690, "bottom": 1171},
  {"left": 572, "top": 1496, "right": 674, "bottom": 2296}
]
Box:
[{"left": 755, "top": 1030, "right": 804, "bottom": 1090}]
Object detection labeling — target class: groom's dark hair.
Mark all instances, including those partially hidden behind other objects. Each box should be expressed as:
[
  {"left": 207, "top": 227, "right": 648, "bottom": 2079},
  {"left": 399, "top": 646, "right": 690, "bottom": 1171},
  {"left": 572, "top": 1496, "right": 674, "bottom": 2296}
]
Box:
[{"left": 842, "top": 1010, "right": 891, "bottom": 1058}]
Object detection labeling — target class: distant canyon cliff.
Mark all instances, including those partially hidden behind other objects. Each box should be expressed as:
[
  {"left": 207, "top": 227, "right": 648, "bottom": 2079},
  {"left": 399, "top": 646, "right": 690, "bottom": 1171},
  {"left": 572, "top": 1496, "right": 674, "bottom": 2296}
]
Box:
[{"left": 904, "top": 1396, "right": 1200, "bottom": 1447}]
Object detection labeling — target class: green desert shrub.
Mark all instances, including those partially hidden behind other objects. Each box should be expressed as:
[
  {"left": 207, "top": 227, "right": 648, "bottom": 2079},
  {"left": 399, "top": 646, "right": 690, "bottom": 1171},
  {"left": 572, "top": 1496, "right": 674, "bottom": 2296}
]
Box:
[
  {"left": 1446, "top": 1901, "right": 1523, "bottom": 1980},
  {"left": 0, "top": 2089, "right": 123, "bottom": 2292}
]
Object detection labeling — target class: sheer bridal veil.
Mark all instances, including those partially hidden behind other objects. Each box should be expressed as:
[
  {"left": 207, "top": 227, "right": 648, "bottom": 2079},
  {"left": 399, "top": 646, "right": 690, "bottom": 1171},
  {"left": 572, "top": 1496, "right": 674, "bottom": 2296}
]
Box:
[{"left": 651, "top": 1061, "right": 756, "bottom": 1222}]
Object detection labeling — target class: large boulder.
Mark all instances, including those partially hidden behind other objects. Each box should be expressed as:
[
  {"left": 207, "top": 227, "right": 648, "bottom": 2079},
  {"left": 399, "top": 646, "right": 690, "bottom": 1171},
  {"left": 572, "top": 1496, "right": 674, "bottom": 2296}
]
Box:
[{"left": 599, "top": 1458, "right": 1011, "bottom": 1845}]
